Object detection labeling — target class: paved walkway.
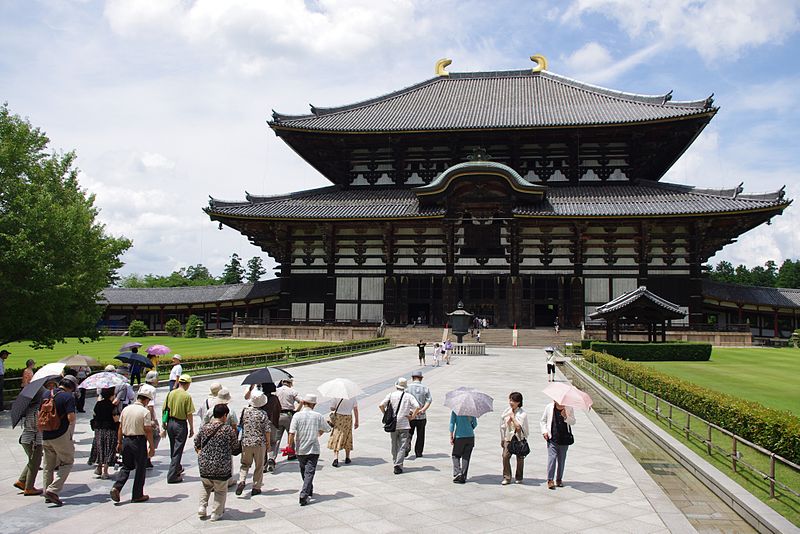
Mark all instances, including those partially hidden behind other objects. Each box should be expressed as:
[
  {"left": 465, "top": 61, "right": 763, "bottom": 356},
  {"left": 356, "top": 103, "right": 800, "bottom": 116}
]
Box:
[{"left": 0, "top": 347, "right": 693, "bottom": 533}]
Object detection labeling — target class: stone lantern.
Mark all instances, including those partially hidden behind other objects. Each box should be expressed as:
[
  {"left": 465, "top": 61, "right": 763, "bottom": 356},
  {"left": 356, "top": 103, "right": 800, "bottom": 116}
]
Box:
[{"left": 447, "top": 301, "right": 474, "bottom": 343}]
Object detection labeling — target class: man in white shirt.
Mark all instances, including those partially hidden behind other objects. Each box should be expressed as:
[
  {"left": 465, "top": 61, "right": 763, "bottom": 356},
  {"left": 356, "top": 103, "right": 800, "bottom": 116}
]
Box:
[
  {"left": 379, "top": 377, "right": 420, "bottom": 474},
  {"left": 168, "top": 355, "right": 183, "bottom": 390},
  {"left": 138, "top": 371, "right": 160, "bottom": 468},
  {"left": 288, "top": 394, "right": 330, "bottom": 506}
]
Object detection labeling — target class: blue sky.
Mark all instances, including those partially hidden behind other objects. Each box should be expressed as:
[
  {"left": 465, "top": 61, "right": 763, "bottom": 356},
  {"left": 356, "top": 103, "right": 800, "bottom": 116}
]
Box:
[{"left": 2, "top": 0, "right": 799, "bottom": 278}]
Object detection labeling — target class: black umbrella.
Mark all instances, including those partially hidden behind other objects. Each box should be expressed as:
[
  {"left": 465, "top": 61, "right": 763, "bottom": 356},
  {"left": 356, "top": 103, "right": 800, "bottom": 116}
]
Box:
[
  {"left": 115, "top": 352, "right": 154, "bottom": 368},
  {"left": 241, "top": 367, "right": 293, "bottom": 386},
  {"left": 11, "top": 376, "right": 58, "bottom": 428},
  {"left": 119, "top": 342, "right": 143, "bottom": 351}
]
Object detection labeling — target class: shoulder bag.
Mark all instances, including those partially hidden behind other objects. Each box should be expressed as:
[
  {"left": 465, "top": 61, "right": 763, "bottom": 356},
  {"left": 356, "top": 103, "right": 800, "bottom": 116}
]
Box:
[
  {"left": 382, "top": 392, "right": 405, "bottom": 433},
  {"left": 327, "top": 399, "right": 344, "bottom": 427}
]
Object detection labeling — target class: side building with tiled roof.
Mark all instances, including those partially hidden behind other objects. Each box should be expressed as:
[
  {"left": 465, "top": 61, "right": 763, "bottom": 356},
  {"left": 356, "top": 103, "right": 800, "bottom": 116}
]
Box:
[
  {"left": 98, "top": 279, "right": 280, "bottom": 332},
  {"left": 205, "top": 58, "right": 791, "bottom": 331}
]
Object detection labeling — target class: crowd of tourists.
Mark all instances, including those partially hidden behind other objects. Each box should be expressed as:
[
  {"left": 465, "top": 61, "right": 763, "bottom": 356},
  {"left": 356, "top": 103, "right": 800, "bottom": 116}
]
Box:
[{"left": 8, "top": 344, "right": 577, "bottom": 522}]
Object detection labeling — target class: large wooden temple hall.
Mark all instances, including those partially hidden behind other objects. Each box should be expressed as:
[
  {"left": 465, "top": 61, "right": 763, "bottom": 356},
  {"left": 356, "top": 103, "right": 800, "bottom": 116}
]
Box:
[{"left": 205, "top": 57, "right": 790, "bottom": 329}]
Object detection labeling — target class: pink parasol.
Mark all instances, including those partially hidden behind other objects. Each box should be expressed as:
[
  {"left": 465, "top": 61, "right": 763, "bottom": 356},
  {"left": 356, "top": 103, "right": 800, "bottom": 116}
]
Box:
[
  {"left": 542, "top": 382, "right": 593, "bottom": 411},
  {"left": 145, "top": 344, "right": 171, "bottom": 355}
]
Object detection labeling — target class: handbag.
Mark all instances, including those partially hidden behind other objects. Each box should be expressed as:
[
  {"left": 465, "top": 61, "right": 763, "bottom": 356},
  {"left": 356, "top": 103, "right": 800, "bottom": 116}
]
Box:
[
  {"left": 382, "top": 392, "right": 405, "bottom": 433},
  {"left": 161, "top": 391, "right": 172, "bottom": 426},
  {"left": 507, "top": 435, "right": 531, "bottom": 457},
  {"left": 327, "top": 399, "right": 344, "bottom": 427},
  {"left": 557, "top": 425, "right": 575, "bottom": 446}
]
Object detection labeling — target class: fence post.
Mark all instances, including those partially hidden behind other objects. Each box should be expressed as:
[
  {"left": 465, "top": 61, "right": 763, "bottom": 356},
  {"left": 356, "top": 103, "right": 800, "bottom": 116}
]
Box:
[
  {"left": 685, "top": 413, "right": 691, "bottom": 441},
  {"left": 732, "top": 436, "right": 738, "bottom": 473},
  {"left": 706, "top": 423, "right": 712, "bottom": 456},
  {"left": 668, "top": 404, "right": 673, "bottom": 430},
  {"left": 655, "top": 397, "right": 659, "bottom": 420},
  {"left": 770, "top": 454, "right": 775, "bottom": 499}
]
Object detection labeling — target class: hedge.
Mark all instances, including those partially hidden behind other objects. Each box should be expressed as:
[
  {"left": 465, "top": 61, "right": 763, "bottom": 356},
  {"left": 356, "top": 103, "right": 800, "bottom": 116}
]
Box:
[
  {"left": 583, "top": 350, "right": 800, "bottom": 464},
  {"left": 589, "top": 341, "right": 711, "bottom": 361}
]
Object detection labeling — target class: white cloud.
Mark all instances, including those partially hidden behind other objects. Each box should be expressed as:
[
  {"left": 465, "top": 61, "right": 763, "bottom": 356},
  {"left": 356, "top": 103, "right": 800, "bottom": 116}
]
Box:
[
  {"left": 561, "top": 0, "right": 800, "bottom": 62},
  {"left": 734, "top": 78, "right": 800, "bottom": 113},
  {"left": 561, "top": 41, "right": 662, "bottom": 84}
]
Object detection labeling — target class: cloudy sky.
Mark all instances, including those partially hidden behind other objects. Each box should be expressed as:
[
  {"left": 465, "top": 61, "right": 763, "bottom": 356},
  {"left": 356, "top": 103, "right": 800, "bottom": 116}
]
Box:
[{"left": 3, "top": 0, "right": 799, "bottom": 279}]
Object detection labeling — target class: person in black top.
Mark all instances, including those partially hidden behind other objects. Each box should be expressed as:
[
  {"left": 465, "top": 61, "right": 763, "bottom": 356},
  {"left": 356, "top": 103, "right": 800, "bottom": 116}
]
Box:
[
  {"left": 42, "top": 376, "right": 78, "bottom": 506},
  {"left": 540, "top": 400, "right": 576, "bottom": 489},
  {"left": 90, "top": 387, "right": 120, "bottom": 479},
  {"left": 416, "top": 340, "right": 426, "bottom": 366}
]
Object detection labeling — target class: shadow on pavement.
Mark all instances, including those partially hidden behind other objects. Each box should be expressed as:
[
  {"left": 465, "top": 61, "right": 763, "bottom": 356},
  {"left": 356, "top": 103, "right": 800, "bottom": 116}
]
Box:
[
  {"left": 567, "top": 481, "right": 617, "bottom": 493},
  {"left": 312, "top": 491, "right": 354, "bottom": 502},
  {"left": 218, "top": 507, "right": 266, "bottom": 520},
  {"left": 343, "top": 456, "right": 388, "bottom": 466}
]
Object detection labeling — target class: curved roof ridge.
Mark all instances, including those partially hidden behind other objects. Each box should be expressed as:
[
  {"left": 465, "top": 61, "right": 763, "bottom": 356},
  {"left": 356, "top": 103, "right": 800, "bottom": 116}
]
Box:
[{"left": 654, "top": 181, "right": 787, "bottom": 202}]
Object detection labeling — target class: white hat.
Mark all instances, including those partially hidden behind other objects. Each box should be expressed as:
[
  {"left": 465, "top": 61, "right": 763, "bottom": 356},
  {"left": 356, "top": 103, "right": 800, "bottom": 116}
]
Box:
[
  {"left": 172, "top": 354, "right": 182, "bottom": 360},
  {"left": 395, "top": 377, "right": 408, "bottom": 390},
  {"left": 137, "top": 388, "right": 154, "bottom": 401},
  {"left": 209, "top": 382, "right": 222, "bottom": 396},
  {"left": 216, "top": 388, "right": 231, "bottom": 403},
  {"left": 250, "top": 391, "right": 268, "bottom": 408},
  {"left": 104, "top": 364, "right": 116, "bottom": 372},
  {"left": 145, "top": 371, "right": 159, "bottom": 383},
  {"left": 302, "top": 393, "right": 318, "bottom": 404}
]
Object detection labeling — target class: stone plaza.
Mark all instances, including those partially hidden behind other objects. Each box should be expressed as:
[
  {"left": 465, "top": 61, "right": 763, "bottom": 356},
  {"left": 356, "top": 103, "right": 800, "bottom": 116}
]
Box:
[{"left": 0, "top": 347, "right": 694, "bottom": 533}]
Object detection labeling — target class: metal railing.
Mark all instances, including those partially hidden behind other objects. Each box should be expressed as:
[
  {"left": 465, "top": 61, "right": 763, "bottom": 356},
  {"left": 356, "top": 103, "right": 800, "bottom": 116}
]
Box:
[{"left": 575, "top": 358, "right": 800, "bottom": 502}]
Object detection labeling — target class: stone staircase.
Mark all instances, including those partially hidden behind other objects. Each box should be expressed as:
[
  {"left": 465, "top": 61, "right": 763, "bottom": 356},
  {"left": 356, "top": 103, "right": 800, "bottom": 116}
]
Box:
[{"left": 385, "top": 326, "right": 579, "bottom": 348}]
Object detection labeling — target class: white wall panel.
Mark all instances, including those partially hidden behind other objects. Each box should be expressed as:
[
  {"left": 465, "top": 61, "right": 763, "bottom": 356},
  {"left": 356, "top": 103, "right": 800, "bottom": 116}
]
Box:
[
  {"left": 585, "top": 278, "right": 609, "bottom": 302},
  {"left": 308, "top": 303, "right": 324, "bottom": 321},
  {"left": 336, "top": 278, "right": 359, "bottom": 300},
  {"left": 360, "top": 304, "right": 384, "bottom": 322},
  {"left": 335, "top": 303, "right": 358, "bottom": 321},
  {"left": 612, "top": 278, "right": 638, "bottom": 298},
  {"left": 291, "top": 303, "right": 306, "bottom": 321},
  {"left": 361, "top": 278, "right": 384, "bottom": 301}
]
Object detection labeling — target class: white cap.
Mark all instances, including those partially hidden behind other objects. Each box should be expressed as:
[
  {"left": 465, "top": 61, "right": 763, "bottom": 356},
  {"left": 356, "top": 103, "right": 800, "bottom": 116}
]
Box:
[
  {"left": 395, "top": 377, "right": 408, "bottom": 390},
  {"left": 137, "top": 388, "right": 154, "bottom": 401},
  {"left": 145, "top": 371, "right": 159, "bottom": 383},
  {"left": 250, "top": 392, "right": 268, "bottom": 408},
  {"left": 172, "top": 354, "right": 182, "bottom": 361},
  {"left": 302, "top": 393, "right": 318, "bottom": 404},
  {"left": 216, "top": 388, "right": 231, "bottom": 403}
]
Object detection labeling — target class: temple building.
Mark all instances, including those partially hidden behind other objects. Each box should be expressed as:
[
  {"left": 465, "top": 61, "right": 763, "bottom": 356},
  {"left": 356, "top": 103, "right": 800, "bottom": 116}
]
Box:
[{"left": 205, "top": 57, "right": 790, "bottom": 330}]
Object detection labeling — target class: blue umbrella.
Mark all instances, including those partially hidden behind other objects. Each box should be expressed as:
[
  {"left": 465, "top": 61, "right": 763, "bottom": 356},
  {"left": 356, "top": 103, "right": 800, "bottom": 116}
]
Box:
[{"left": 115, "top": 352, "right": 153, "bottom": 368}]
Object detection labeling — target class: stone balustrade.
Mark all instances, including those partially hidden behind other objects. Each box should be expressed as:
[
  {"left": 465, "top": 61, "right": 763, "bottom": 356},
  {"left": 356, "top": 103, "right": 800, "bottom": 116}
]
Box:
[{"left": 451, "top": 342, "right": 486, "bottom": 355}]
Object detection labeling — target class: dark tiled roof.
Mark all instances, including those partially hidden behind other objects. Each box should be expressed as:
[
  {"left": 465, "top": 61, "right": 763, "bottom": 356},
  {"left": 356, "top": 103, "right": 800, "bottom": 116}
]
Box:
[
  {"left": 206, "top": 182, "right": 788, "bottom": 220},
  {"left": 270, "top": 70, "right": 714, "bottom": 132},
  {"left": 589, "top": 286, "right": 685, "bottom": 319},
  {"left": 702, "top": 280, "right": 800, "bottom": 309},
  {"left": 101, "top": 279, "right": 280, "bottom": 306}
]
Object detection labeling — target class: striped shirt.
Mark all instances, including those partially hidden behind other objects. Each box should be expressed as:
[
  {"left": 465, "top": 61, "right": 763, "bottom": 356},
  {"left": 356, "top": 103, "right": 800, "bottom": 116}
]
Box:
[
  {"left": 288, "top": 407, "right": 330, "bottom": 455},
  {"left": 20, "top": 406, "right": 42, "bottom": 446}
]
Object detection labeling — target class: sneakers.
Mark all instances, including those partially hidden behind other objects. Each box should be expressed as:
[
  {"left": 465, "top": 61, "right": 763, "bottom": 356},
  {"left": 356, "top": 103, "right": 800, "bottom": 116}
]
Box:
[
  {"left": 501, "top": 478, "right": 511, "bottom": 485},
  {"left": 452, "top": 475, "right": 463, "bottom": 483},
  {"left": 547, "top": 480, "right": 556, "bottom": 490},
  {"left": 209, "top": 513, "right": 222, "bottom": 522},
  {"left": 13, "top": 480, "right": 25, "bottom": 491},
  {"left": 514, "top": 479, "right": 523, "bottom": 485},
  {"left": 198, "top": 507, "right": 207, "bottom": 518},
  {"left": 299, "top": 496, "right": 309, "bottom": 506},
  {"left": 267, "top": 459, "right": 276, "bottom": 472},
  {"left": 235, "top": 482, "right": 246, "bottom": 496},
  {"left": 393, "top": 466, "right": 403, "bottom": 475},
  {"left": 45, "top": 491, "right": 63, "bottom": 506},
  {"left": 251, "top": 488, "right": 261, "bottom": 496},
  {"left": 110, "top": 487, "right": 121, "bottom": 502},
  {"left": 132, "top": 495, "right": 150, "bottom": 503}
]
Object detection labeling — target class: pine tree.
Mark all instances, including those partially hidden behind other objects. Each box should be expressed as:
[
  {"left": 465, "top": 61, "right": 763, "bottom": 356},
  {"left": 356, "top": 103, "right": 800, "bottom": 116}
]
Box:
[
  {"left": 220, "top": 253, "right": 245, "bottom": 284},
  {"left": 246, "top": 256, "right": 266, "bottom": 283}
]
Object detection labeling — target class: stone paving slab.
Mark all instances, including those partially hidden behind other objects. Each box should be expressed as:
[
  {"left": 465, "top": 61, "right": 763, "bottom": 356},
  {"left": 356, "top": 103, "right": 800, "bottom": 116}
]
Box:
[{"left": 0, "top": 347, "right": 691, "bottom": 533}]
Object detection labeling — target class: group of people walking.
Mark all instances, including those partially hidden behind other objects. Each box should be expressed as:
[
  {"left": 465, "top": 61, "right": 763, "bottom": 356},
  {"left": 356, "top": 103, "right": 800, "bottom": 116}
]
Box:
[{"left": 11, "top": 344, "right": 577, "bottom": 522}]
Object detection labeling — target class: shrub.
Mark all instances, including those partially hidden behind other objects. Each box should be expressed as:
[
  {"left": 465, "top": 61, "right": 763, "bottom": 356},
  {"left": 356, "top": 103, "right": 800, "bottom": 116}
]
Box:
[
  {"left": 184, "top": 314, "right": 206, "bottom": 338},
  {"left": 128, "top": 320, "right": 147, "bottom": 337},
  {"left": 583, "top": 350, "right": 800, "bottom": 464},
  {"left": 165, "top": 318, "right": 182, "bottom": 337},
  {"left": 580, "top": 339, "right": 593, "bottom": 350},
  {"left": 589, "top": 341, "right": 711, "bottom": 361}
]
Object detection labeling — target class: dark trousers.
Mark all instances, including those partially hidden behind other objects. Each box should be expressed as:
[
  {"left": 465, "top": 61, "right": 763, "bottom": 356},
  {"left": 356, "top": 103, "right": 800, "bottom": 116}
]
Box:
[
  {"left": 167, "top": 418, "right": 188, "bottom": 482},
  {"left": 0, "top": 375, "right": 4, "bottom": 410},
  {"left": 76, "top": 388, "right": 86, "bottom": 412},
  {"left": 452, "top": 437, "right": 475, "bottom": 479},
  {"left": 114, "top": 436, "right": 147, "bottom": 498},
  {"left": 407, "top": 419, "right": 427, "bottom": 457},
  {"left": 297, "top": 454, "right": 319, "bottom": 499},
  {"left": 131, "top": 371, "right": 141, "bottom": 387}
]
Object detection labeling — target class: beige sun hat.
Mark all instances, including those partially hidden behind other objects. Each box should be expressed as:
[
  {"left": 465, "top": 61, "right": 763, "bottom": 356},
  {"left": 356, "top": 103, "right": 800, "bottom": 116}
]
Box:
[
  {"left": 251, "top": 391, "right": 268, "bottom": 408},
  {"left": 302, "top": 393, "right": 318, "bottom": 404},
  {"left": 208, "top": 382, "right": 222, "bottom": 396},
  {"left": 216, "top": 388, "right": 231, "bottom": 403},
  {"left": 395, "top": 377, "right": 408, "bottom": 390}
]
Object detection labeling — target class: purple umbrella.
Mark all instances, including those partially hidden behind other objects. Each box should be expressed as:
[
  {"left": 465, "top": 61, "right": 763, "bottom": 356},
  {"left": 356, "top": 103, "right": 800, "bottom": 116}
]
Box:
[
  {"left": 120, "top": 341, "right": 143, "bottom": 351},
  {"left": 145, "top": 344, "right": 171, "bottom": 355}
]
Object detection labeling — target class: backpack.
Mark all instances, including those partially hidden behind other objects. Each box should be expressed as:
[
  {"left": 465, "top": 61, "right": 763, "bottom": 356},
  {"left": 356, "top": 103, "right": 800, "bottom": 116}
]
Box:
[
  {"left": 37, "top": 390, "right": 62, "bottom": 432},
  {"left": 382, "top": 392, "right": 405, "bottom": 433}
]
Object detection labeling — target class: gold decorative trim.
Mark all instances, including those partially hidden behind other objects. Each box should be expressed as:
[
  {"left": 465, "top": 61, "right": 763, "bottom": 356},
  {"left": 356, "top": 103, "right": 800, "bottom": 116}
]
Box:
[
  {"left": 435, "top": 58, "right": 452, "bottom": 76},
  {"left": 530, "top": 54, "right": 548, "bottom": 72}
]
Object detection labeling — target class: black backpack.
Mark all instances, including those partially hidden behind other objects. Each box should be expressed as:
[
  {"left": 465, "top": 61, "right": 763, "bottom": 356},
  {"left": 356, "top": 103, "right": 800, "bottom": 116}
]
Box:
[{"left": 382, "top": 392, "right": 405, "bottom": 433}]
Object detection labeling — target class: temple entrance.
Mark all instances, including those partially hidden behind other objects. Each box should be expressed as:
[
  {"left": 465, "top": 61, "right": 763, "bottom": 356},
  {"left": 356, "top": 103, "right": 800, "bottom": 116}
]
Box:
[{"left": 408, "top": 302, "right": 430, "bottom": 326}]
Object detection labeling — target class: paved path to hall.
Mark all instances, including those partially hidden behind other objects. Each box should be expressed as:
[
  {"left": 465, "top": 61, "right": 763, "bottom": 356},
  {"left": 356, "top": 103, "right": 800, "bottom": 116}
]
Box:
[{"left": 0, "top": 347, "right": 693, "bottom": 533}]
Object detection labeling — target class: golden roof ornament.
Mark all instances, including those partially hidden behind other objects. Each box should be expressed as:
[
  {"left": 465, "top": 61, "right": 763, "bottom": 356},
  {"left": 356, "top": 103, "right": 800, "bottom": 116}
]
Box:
[
  {"left": 435, "top": 58, "right": 452, "bottom": 76},
  {"left": 530, "top": 54, "right": 548, "bottom": 72}
]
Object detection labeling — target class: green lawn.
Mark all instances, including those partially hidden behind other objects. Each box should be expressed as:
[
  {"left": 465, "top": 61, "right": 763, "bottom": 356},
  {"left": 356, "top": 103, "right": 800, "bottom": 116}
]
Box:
[
  {"left": 642, "top": 347, "right": 800, "bottom": 414},
  {"left": 2, "top": 336, "right": 333, "bottom": 370}
]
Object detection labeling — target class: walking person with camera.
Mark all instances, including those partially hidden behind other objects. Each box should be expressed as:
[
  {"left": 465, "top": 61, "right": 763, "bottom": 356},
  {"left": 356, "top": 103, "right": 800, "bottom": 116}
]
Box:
[
  {"left": 499, "top": 391, "right": 529, "bottom": 485},
  {"left": 379, "top": 377, "right": 420, "bottom": 474}
]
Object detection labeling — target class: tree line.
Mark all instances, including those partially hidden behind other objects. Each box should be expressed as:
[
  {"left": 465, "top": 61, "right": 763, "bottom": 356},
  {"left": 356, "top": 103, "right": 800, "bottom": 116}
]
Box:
[
  {"left": 706, "top": 259, "right": 800, "bottom": 288},
  {"left": 119, "top": 254, "right": 267, "bottom": 288}
]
